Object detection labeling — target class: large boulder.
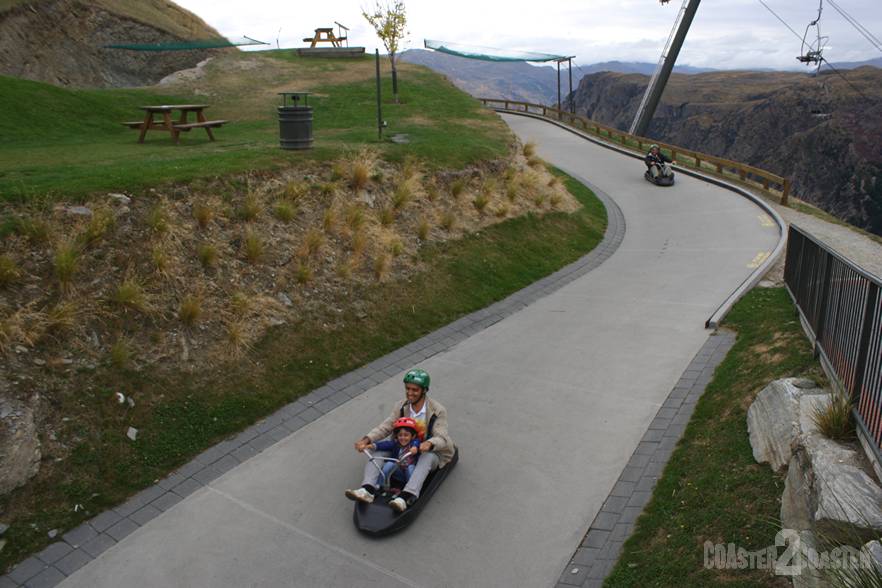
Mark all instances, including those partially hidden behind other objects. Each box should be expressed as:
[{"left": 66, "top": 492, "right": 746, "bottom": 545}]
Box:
[
  {"left": 747, "top": 378, "right": 827, "bottom": 472},
  {"left": 0, "top": 398, "right": 41, "bottom": 495}
]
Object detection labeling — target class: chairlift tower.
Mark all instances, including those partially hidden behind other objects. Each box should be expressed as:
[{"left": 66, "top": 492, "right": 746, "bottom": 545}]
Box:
[{"left": 629, "top": 0, "right": 702, "bottom": 137}]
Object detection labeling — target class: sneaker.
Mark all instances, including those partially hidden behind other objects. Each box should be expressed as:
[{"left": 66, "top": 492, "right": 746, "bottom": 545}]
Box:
[
  {"left": 345, "top": 487, "right": 374, "bottom": 504},
  {"left": 389, "top": 496, "right": 407, "bottom": 513}
]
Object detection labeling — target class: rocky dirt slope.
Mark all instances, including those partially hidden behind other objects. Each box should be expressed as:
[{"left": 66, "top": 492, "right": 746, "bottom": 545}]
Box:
[
  {"left": 567, "top": 68, "right": 882, "bottom": 236},
  {"left": 0, "top": 0, "right": 225, "bottom": 87}
]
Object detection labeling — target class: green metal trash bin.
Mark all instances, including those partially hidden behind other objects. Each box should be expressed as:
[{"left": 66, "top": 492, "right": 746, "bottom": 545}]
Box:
[{"left": 278, "top": 92, "right": 313, "bottom": 150}]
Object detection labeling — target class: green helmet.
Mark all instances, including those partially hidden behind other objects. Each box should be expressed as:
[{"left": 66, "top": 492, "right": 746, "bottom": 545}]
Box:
[
  {"left": 649, "top": 144, "right": 659, "bottom": 150},
  {"left": 403, "top": 368, "right": 430, "bottom": 390}
]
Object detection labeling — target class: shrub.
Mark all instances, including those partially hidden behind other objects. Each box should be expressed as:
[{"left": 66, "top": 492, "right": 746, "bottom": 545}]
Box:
[
  {"left": 323, "top": 207, "right": 337, "bottom": 233},
  {"left": 505, "top": 181, "right": 519, "bottom": 202},
  {"left": 527, "top": 156, "right": 543, "bottom": 169},
  {"left": 16, "top": 216, "right": 50, "bottom": 243},
  {"left": 80, "top": 207, "right": 115, "bottom": 246},
  {"left": 178, "top": 295, "right": 202, "bottom": 326},
  {"left": 379, "top": 206, "right": 395, "bottom": 227},
  {"left": 151, "top": 246, "right": 169, "bottom": 273},
  {"left": 112, "top": 278, "right": 148, "bottom": 312},
  {"left": 45, "top": 302, "right": 77, "bottom": 334},
  {"left": 532, "top": 193, "right": 547, "bottom": 207},
  {"left": 296, "top": 262, "right": 313, "bottom": 284},
  {"left": 351, "top": 230, "right": 368, "bottom": 258},
  {"left": 392, "top": 183, "right": 412, "bottom": 210},
  {"left": 237, "top": 193, "right": 262, "bottom": 221},
  {"left": 473, "top": 193, "right": 489, "bottom": 213},
  {"left": 373, "top": 254, "right": 390, "bottom": 281},
  {"left": 426, "top": 184, "right": 440, "bottom": 202},
  {"left": 109, "top": 337, "right": 133, "bottom": 369},
  {"left": 440, "top": 210, "right": 456, "bottom": 231},
  {"left": 811, "top": 391, "right": 855, "bottom": 441},
  {"left": 417, "top": 218, "right": 430, "bottom": 241},
  {"left": 273, "top": 200, "right": 297, "bottom": 222},
  {"left": 193, "top": 202, "right": 212, "bottom": 228},
  {"left": 350, "top": 161, "right": 370, "bottom": 191},
  {"left": 303, "top": 228, "right": 324, "bottom": 258},
  {"left": 345, "top": 204, "right": 366, "bottom": 233},
  {"left": 146, "top": 203, "right": 168, "bottom": 234},
  {"left": 198, "top": 243, "right": 219, "bottom": 269},
  {"left": 450, "top": 178, "right": 467, "bottom": 199},
  {"left": 402, "top": 155, "right": 420, "bottom": 180},
  {"left": 389, "top": 239, "right": 404, "bottom": 257},
  {"left": 523, "top": 141, "right": 536, "bottom": 157},
  {"left": 548, "top": 176, "right": 561, "bottom": 188},
  {"left": 336, "top": 259, "right": 353, "bottom": 279},
  {"left": 226, "top": 321, "right": 249, "bottom": 356},
  {"left": 230, "top": 291, "right": 250, "bottom": 316},
  {"left": 284, "top": 182, "right": 307, "bottom": 200},
  {"left": 53, "top": 240, "right": 80, "bottom": 291},
  {"left": 550, "top": 194, "right": 563, "bottom": 209},
  {"left": 243, "top": 231, "right": 264, "bottom": 264},
  {"left": 495, "top": 204, "right": 510, "bottom": 218},
  {"left": 0, "top": 255, "right": 21, "bottom": 288}
]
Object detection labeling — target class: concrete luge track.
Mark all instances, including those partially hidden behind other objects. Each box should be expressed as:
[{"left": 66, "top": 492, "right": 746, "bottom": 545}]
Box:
[{"left": 56, "top": 115, "right": 780, "bottom": 588}]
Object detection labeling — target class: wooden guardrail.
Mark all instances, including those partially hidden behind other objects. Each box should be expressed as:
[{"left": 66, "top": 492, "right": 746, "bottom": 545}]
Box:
[{"left": 480, "top": 98, "right": 791, "bottom": 205}]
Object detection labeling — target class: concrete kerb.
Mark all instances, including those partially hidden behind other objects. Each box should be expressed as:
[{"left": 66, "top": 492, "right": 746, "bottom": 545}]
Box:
[
  {"left": 0, "top": 163, "right": 626, "bottom": 588},
  {"left": 555, "top": 330, "right": 737, "bottom": 588},
  {"left": 491, "top": 107, "right": 785, "bottom": 329}
]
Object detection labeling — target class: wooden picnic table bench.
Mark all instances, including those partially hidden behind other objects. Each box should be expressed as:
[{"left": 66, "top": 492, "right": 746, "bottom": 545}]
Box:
[
  {"left": 302, "top": 27, "right": 345, "bottom": 48},
  {"left": 122, "top": 104, "right": 228, "bottom": 144}
]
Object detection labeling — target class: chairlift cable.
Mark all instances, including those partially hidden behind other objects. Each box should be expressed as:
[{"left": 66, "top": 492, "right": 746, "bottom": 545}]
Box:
[
  {"left": 827, "top": 0, "right": 882, "bottom": 53},
  {"left": 756, "top": 0, "right": 809, "bottom": 46},
  {"left": 819, "top": 57, "right": 873, "bottom": 102}
]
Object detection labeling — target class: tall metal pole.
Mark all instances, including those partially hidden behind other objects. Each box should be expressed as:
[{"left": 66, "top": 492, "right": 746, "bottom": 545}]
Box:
[
  {"left": 633, "top": 0, "right": 701, "bottom": 137},
  {"left": 375, "top": 49, "right": 383, "bottom": 140},
  {"left": 556, "top": 60, "right": 561, "bottom": 114},
  {"left": 568, "top": 58, "right": 573, "bottom": 113}
]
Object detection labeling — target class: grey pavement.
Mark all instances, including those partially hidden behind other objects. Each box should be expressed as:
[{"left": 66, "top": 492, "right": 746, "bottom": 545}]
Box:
[{"left": 10, "top": 114, "right": 779, "bottom": 588}]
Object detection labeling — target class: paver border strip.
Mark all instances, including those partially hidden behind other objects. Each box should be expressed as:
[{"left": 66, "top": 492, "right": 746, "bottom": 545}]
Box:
[
  {"left": 1, "top": 170, "right": 626, "bottom": 587},
  {"left": 554, "top": 329, "right": 737, "bottom": 588},
  {"left": 492, "top": 108, "right": 786, "bottom": 329}
]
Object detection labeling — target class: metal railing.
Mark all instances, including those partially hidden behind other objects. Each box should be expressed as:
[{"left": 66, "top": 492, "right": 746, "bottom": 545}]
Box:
[
  {"left": 784, "top": 224, "right": 882, "bottom": 462},
  {"left": 479, "top": 98, "right": 791, "bottom": 205}
]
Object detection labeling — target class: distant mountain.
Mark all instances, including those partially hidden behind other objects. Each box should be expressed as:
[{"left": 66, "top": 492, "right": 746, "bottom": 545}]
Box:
[
  {"left": 566, "top": 68, "right": 882, "bottom": 235},
  {"left": 829, "top": 56, "right": 882, "bottom": 70},
  {"left": 399, "top": 49, "right": 713, "bottom": 105}
]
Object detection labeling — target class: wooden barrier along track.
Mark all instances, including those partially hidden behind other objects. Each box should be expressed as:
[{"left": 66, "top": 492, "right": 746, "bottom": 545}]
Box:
[{"left": 480, "top": 98, "right": 791, "bottom": 206}]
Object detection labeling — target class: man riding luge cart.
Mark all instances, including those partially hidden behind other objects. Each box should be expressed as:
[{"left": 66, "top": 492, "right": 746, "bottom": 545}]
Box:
[
  {"left": 345, "top": 368, "right": 458, "bottom": 536},
  {"left": 645, "top": 143, "right": 676, "bottom": 186}
]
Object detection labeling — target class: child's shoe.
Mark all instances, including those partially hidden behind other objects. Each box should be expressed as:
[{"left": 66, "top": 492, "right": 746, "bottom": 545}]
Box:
[{"left": 345, "top": 486, "right": 374, "bottom": 503}]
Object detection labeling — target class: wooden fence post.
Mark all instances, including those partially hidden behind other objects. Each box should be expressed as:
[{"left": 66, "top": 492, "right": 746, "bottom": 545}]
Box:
[{"left": 782, "top": 178, "right": 791, "bottom": 206}]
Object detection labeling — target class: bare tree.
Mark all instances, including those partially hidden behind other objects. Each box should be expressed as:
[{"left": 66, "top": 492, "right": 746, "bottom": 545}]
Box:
[{"left": 362, "top": 0, "right": 408, "bottom": 103}]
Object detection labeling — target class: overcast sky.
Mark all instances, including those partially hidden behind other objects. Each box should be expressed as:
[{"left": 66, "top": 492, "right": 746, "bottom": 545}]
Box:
[{"left": 175, "top": 0, "right": 882, "bottom": 70}]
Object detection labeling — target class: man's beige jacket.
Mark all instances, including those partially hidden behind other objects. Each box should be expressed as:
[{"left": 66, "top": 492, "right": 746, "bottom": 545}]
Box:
[{"left": 366, "top": 396, "right": 456, "bottom": 467}]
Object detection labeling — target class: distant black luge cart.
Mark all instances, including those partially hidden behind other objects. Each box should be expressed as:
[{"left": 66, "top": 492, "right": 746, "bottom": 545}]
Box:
[{"left": 122, "top": 105, "right": 227, "bottom": 144}]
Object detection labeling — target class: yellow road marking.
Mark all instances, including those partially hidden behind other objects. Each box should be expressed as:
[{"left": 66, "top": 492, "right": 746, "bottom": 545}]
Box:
[
  {"left": 748, "top": 251, "right": 771, "bottom": 269},
  {"left": 758, "top": 214, "right": 775, "bottom": 228}
]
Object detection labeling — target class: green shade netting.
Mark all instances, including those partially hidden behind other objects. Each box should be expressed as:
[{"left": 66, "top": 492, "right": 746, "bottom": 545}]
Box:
[
  {"left": 104, "top": 36, "right": 268, "bottom": 51},
  {"left": 424, "top": 39, "right": 564, "bottom": 62}
]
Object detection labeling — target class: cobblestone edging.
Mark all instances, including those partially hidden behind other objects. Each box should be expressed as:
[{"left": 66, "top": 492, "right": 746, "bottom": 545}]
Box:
[
  {"left": 554, "top": 330, "right": 737, "bottom": 588},
  {"left": 2, "top": 185, "right": 626, "bottom": 588}
]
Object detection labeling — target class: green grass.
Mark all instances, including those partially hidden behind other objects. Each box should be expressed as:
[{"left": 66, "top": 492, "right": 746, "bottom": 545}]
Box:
[
  {"left": 605, "top": 287, "right": 825, "bottom": 587},
  {"left": 0, "top": 57, "right": 508, "bottom": 200},
  {"left": 0, "top": 169, "right": 605, "bottom": 570}
]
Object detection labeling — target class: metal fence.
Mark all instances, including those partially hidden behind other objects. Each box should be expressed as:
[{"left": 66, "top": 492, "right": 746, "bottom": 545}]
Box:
[{"left": 784, "top": 224, "right": 882, "bottom": 460}]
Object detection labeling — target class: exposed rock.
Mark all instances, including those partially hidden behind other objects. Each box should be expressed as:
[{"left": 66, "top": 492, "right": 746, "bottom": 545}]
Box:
[
  {"left": 59, "top": 205, "right": 92, "bottom": 217},
  {"left": 747, "top": 378, "right": 827, "bottom": 471},
  {"left": 107, "top": 193, "right": 131, "bottom": 205},
  {"left": 277, "top": 293, "right": 293, "bottom": 307},
  {"left": 863, "top": 540, "right": 882, "bottom": 574},
  {"left": 126, "top": 427, "right": 138, "bottom": 441},
  {"left": 0, "top": 399, "right": 41, "bottom": 496}
]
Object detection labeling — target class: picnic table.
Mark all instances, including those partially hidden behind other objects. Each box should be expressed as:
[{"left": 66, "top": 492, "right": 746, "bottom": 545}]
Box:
[
  {"left": 122, "top": 105, "right": 228, "bottom": 144},
  {"left": 302, "top": 27, "right": 345, "bottom": 48}
]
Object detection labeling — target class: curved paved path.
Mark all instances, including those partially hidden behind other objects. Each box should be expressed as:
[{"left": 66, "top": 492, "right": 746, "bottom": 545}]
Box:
[{"left": 56, "top": 115, "right": 779, "bottom": 588}]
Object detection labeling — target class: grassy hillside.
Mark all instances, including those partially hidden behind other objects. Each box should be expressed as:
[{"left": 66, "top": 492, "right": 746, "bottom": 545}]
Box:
[
  {"left": 0, "top": 51, "right": 510, "bottom": 200},
  {"left": 0, "top": 0, "right": 220, "bottom": 39}
]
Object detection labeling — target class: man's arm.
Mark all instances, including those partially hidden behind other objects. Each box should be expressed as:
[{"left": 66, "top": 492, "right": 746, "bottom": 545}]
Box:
[{"left": 424, "top": 404, "right": 451, "bottom": 452}]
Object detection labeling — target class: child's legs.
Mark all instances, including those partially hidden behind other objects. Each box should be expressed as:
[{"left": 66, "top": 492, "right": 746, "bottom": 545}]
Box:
[
  {"left": 359, "top": 449, "right": 393, "bottom": 488},
  {"left": 377, "top": 461, "right": 398, "bottom": 487}
]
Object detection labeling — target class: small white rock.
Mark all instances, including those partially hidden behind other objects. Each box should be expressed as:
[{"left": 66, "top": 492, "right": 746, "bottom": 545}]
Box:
[
  {"left": 107, "top": 193, "right": 131, "bottom": 205},
  {"left": 14, "top": 345, "right": 28, "bottom": 354},
  {"left": 33, "top": 358, "right": 46, "bottom": 366},
  {"left": 115, "top": 392, "right": 126, "bottom": 404},
  {"left": 48, "top": 529, "right": 58, "bottom": 539},
  {"left": 126, "top": 397, "right": 135, "bottom": 408},
  {"left": 126, "top": 427, "right": 138, "bottom": 441}
]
